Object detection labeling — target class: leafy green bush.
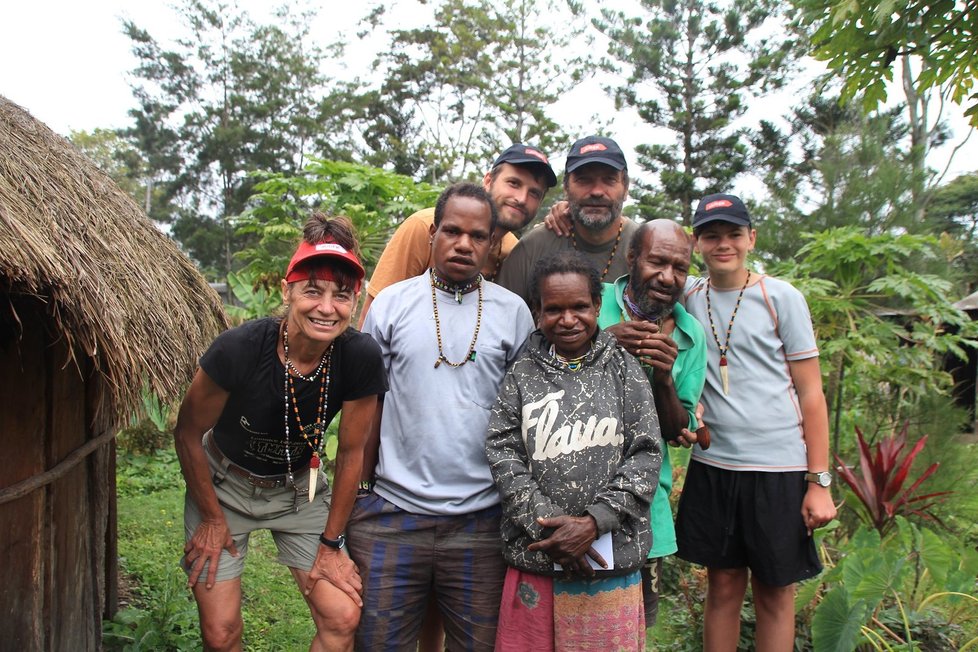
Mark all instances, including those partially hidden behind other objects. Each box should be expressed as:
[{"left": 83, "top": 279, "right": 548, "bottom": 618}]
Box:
[{"left": 809, "top": 518, "right": 978, "bottom": 651}]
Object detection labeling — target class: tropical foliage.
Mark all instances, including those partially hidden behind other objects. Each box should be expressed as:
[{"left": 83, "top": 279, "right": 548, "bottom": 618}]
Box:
[{"left": 833, "top": 422, "right": 950, "bottom": 535}]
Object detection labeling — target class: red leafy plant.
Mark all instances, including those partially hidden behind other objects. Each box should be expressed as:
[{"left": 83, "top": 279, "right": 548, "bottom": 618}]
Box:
[{"left": 833, "top": 422, "right": 951, "bottom": 535}]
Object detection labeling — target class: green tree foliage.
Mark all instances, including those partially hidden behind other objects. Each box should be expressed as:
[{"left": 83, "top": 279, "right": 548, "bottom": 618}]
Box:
[
  {"left": 592, "top": 0, "right": 800, "bottom": 224},
  {"left": 798, "top": 0, "right": 978, "bottom": 128},
  {"left": 771, "top": 227, "right": 977, "bottom": 445},
  {"left": 236, "top": 159, "right": 440, "bottom": 286},
  {"left": 362, "top": 0, "right": 586, "bottom": 182},
  {"left": 122, "top": 0, "right": 350, "bottom": 278},
  {"left": 927, "top": 172, "right": 978, "bottom": 293},
  {"left": 751, "top": 93, "right": 919, "bottom": 263}
]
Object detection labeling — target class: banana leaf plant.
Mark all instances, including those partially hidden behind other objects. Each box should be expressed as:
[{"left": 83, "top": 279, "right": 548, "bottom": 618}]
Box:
[{"left": 833, "top": 422, "right": 951, "bottom": 536}]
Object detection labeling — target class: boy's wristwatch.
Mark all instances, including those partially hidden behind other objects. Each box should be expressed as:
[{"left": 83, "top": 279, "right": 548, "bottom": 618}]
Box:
[{"left": 804, "top": 471, "right": 832, "bottom": 487}]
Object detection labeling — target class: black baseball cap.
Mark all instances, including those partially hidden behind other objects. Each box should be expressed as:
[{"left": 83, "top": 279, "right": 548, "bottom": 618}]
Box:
[
  {"left": 565, "top": 135, "right": 627, "bottom": 174},
  {"left": 491, "top": 143, "right": 558, "bottom": 188},
  {"left": 692, "top": 193, "right": 751, "bottom": 229}
]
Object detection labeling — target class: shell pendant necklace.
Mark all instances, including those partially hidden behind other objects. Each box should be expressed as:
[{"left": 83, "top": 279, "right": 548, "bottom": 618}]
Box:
[
  {"left": 282, "top": 322, "right": 331, "bottom": 503},
  {"left": 705, "top": 270, "right": 750, "bottom": 395}
]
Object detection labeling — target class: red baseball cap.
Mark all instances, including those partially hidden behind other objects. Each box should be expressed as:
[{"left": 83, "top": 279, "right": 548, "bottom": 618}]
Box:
[{"left": 285, "top": 239, "right": 365, "bottom": 286}]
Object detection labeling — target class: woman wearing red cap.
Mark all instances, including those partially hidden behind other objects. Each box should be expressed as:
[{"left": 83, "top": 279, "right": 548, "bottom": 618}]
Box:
[{"left": 174, "top": 213, "right": 387, "bottom": 651}]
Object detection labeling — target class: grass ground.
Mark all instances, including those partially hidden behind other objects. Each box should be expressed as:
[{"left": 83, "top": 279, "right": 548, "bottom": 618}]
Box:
[{"left": 104, "top": 449, "right": 315, "bottom": 650}]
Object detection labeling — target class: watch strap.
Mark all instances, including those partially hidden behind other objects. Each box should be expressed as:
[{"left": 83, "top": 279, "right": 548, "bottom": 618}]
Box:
[{"left": 319, "top": 533, "right": 346, "bottom": 549}]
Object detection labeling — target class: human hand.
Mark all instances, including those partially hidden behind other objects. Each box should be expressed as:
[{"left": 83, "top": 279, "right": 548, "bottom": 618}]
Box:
[
  {"left": 543, "top": 201, "right": 572, "bottom": 237},
  {"left": 305, "top": 545, "right": 363, "bottom": 607},
  {"left": 184, "top": 518, "right": 238, "bottom": 589},
  {"left": 528, "top": 515, "right": 604, "bottom": 577},
  {"left": 801, "top": 484, "right": 837, "bottom": 536},
  {"left": 671, "top": 427, "right": 697, "bottom": 448}
]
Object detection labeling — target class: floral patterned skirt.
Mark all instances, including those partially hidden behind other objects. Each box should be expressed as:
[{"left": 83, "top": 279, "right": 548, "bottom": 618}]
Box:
[{"left": 494, "top": 566, "right": 645, "bottom": 651}]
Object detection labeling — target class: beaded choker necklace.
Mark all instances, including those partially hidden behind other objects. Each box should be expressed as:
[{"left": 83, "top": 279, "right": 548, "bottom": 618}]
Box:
[
  {"left": 431, "top": 269, "right": 482, "bottom": 304},
  {"left": 705, "top": 270, "right": 751, "bottom": 395},
  {"left": 430, "top": 268, "right": 483, "bottom": 368},
  {"left": 282, "top": 322, "right": 331, "bottom": 502},
  {"left": 571, "top": 220, "right": 624, "bottom": 281},
  {"left": 549, "top": 344, "right": 588, "bottom": 371},
  {"left": 623, "top": 287, "right": 670, "bottom": 325}
]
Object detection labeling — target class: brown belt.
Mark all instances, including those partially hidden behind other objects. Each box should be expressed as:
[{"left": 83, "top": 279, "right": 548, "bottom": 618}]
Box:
[{"left": 205, "top": 434, "right": 292, "bottom": 489}]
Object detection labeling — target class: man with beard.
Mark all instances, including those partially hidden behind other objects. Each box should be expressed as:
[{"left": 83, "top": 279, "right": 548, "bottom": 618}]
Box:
[
  {"left": 597, "top": 219, "right": 707, "bottom": 628},
  {"left": 496, "top": 135, "right": 638, "bottom": 306},
  {"left": 358, "top": 143, "right": 556, "bottom": 328}
]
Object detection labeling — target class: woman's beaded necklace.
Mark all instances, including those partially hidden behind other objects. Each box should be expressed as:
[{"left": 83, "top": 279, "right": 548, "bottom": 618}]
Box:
[
  {"left": 282, "top": 322, "right": 331, "bottom": 502},
  {"left": 549, "top": 344, "right": 587, "bottom": 372},
  {"left": 705, "top": 269, "right": 751, "bottom": 395},
  {"left": 430, "top": 268, "right": 483, "bottom": 368},
  {"left": 571, "top": 220, "right": 624, "bottom": 281}
]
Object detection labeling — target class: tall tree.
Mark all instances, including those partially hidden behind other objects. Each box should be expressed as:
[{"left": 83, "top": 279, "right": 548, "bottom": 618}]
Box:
[
  {"left": 361, "top": 0, "right": 587, "bottom": 182},
  {"left": 750, "top": 93, "right": 919, "bottom": 263},
  {"left": 797, "top": 0, "right": 977, "bottom": 221},
  {"left": 122, "top": 0, "right": 349, "bottom": 278},
  {"left": 593, "top": 0, "right": 800, "bottom": 224}
]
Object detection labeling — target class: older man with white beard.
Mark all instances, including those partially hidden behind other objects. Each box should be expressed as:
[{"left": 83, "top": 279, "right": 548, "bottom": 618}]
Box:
[{"left": 496, "top": 135, "right": 639, "bottom": 307}]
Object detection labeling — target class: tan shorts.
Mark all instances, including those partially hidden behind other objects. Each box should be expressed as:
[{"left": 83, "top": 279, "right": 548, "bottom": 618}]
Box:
[{"left": 181, "top": 434, "right": 331, "bottom": 582}]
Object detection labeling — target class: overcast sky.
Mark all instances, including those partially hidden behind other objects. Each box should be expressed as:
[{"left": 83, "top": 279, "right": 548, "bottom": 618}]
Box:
[{"left": 2, "top": 0, "right": 974, "bottom": 192}]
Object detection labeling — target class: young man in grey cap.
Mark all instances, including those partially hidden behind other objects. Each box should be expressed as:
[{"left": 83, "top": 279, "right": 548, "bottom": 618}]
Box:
[
  {"left": 496, "top": 135, "right": 639, "bottom": 307},
  {"left": 358, "top": 143, "right": 557, "bottom": 327}
]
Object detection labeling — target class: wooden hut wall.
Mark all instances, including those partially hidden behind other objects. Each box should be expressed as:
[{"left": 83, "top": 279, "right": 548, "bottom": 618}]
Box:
[{"left": 0, "top": 296, "right": 113, "bottom": 651}]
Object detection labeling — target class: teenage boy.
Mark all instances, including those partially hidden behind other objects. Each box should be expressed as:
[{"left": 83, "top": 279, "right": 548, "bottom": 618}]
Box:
[{"left": 675, "top": 193, "right": 836, "bottom": 652}]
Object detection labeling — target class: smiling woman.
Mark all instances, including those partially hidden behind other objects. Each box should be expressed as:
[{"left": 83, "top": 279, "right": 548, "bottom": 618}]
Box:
[
  {"left": 172, "top": 212, "right": 388, "bottom": 651},
  {"left": 486, "top": 250, "right": 663, "bottom": 651}
]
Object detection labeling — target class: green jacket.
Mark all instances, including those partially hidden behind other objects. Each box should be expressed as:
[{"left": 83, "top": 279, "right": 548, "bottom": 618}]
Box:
[{"left": 598, "top": 277, "right": 707, "bottom": 557}]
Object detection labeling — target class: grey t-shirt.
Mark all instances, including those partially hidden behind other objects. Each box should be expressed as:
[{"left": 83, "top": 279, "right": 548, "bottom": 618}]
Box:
[
  {"left": 364, "top": 273, "right": 534, "bottom": 515},
  {"left": 684, "top": 275, "right": 819, "bottom": 471},
  {"left": 497, "top": 217, "right": 639, "bottom": 307}
]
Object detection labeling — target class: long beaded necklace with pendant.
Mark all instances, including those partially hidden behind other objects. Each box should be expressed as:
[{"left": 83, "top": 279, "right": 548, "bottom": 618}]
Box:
[
  {"left": 431, "top": 269, "right": 482, "bottom": 304},
  {"left": 571, "top": 220, "right": 624, "bottom": 281},
  {"left": 282, "top": 322, "right": 331, "bottom": 503},
  {"left": 430, "top": 268, "right": 483, "bottom": 368},
  {"left": 705, "top": 269, "right": 751, "bottom": 395}
]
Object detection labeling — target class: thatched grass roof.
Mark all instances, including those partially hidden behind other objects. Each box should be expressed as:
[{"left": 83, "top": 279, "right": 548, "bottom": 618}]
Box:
[{"left": 0, "top": 96, "right": 228, "bottom": 430}]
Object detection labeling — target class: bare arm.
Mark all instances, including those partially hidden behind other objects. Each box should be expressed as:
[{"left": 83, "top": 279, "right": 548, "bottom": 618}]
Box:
[
  {"left": 789, "top": 357, "right": 837, "bottom": 533},
  {"left": 173, "top": 368, "right": 235, "bottom": 589}
]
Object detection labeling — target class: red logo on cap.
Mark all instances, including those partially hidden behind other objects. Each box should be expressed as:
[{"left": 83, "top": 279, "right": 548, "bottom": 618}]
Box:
[
  {"left": 580, "top": 143, "right": 608, "bottom": 154},
  {"left": 704, "top": 199, "right": 733, "bottom": 211},
  {"left": 525, "top": 147, "right": 549, "bottom": 163}
]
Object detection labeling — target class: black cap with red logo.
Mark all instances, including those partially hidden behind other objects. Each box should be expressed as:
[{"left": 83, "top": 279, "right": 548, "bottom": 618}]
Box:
[
  {"left": 692, "top": 193, "right": 751, "bottom": 229},
  {"left": 492, "top": 143, "right": 558, "bottom": 187},
  {"left": 565, "top": 135, "right": 628, "bottom": 174}
]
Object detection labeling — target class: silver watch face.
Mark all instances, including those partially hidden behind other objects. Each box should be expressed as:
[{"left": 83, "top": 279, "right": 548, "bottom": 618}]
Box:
[{"left": 815, "top": 472, "right": 831, "bottom": 487}]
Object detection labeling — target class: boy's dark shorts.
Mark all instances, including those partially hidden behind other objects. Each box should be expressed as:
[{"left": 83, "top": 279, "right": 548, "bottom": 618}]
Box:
[{"left": 675, "top": 460, "right": 822, "bottom": 587}]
